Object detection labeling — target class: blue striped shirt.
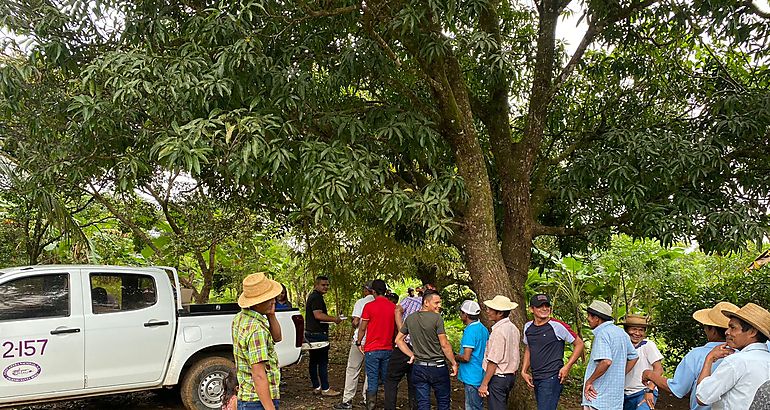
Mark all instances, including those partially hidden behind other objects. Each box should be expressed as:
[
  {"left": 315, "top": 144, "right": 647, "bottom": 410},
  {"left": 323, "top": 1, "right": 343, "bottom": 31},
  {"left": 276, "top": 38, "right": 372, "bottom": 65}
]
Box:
[{"left": 582, "top": 321, "right": 638, "bottom": 410}]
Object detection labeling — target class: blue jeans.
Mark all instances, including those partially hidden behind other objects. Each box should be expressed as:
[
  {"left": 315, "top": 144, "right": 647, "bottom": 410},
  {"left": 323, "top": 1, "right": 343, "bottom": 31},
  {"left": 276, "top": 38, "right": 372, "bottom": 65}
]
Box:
[
  {"left": 463, "top": 383, "right": 483, "bottom": 410},
  {"left": 365, "top": 350, "right": 391, "bottom": 393},
  {"left": 533, "top": 375, "right": 563, "bottom": 410},
  {"left": 237, "top": 399, "right": 279, "bottom": 410},
  {"left": 624, "top": 389, "right": 658, "bottom": 410},
  {"left": 305, "top": 332, "right": 330, "bottom": 390},
  {"left": 487, "top": 373, "right": 516, "bottom": 410},
  {"left": 411, "top": 363, "right": 451, "bottom": 410}
]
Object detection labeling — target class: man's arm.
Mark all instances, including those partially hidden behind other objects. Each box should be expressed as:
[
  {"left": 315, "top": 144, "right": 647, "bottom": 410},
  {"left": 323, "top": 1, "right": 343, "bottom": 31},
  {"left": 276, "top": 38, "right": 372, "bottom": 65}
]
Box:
[
  {"left": 478, "top": 361, "right": 498, "bottom": 398},
  {"left": 266, "top": 312, "right": 282, "bottom": 343},
  {"left": 625, "top": 357, "right": 639, "bottom": 374},
  {"left": 521, "top": 345, "right": 534, "bottom": 388},
  {"left": 696, "top": 343, "right": 734, "bottom": 405},
  {"left": 643, "top": 369, "right": 672, "bottom": 394},
  {"left": 251, "top": 361, "right": 276, "bottom": 410},
  {"left": 560, "top": 336, "right": 584, "bottom": 382},
  {"left": 438, "top": 333, "right": 458, "bottom": 376},
  {"left": 395, "top": 331, "right": 414, "bottom": 360},
  {"left": 356, "top": 319, "right": 369, "bottom": 353},
  {"left": 313, "top": 310, "right": 341, "bottom": 323},
  {"left": 455, "top": 347, "right": 473, "bottom": 363},
  {"left": 394, "top": 304, "right": 405, "bottom": 330},
  {"left": 584, "top": 359, "right": 612, "bottom": 401}
]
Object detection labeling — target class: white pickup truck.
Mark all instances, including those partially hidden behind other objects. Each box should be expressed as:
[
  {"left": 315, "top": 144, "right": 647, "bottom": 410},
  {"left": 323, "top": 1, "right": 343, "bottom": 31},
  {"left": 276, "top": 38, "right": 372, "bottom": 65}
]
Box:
[{"left": 0, "top": 265, "right": 303, "bottom": 409}]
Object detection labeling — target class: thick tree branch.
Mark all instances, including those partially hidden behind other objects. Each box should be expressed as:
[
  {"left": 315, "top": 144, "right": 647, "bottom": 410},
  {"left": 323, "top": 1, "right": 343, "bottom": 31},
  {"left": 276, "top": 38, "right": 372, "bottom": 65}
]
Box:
[{"left": 87, "top": 183, "right": 162, "bottom": 255}]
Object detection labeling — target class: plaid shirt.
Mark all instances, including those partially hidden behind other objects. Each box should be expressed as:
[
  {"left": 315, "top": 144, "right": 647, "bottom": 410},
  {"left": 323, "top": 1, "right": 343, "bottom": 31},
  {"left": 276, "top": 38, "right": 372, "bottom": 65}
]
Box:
[{"left": 232, "top": 308, "right": 280, "bottom": 401}]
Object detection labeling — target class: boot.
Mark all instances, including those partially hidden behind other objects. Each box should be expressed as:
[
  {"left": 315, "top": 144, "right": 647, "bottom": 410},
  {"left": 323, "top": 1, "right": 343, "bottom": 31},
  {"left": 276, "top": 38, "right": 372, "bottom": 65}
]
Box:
[{"left": 366, "top": 392, "right": 377, "bottom": 410}]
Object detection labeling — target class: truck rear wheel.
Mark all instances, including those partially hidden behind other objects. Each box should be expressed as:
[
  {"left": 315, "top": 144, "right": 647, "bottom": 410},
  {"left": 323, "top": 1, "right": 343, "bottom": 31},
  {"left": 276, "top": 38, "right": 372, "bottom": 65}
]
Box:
[{"left": 180, "top": 355, "right": 235, "bottom": 410}]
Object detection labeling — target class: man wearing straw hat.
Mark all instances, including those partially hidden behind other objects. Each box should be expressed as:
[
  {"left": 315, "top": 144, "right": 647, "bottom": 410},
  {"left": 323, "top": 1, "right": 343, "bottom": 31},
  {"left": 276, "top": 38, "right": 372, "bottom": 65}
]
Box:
[
  {"left": 232, "top": 272, "right": 285, "bottom": 410},
  {"left": 621, "top": 314, "right": 663, "bottom": 410},
  {"left": 642, "top": 301, "right": 738, "bottom": 410},
  {"left": 478, "top": 295, "right": 521, "bottom": 410},
  {"left": 581, "top": 300, "right": 639, "bottom": 410},
  {"left": 696, "top": 302, "right": 770, "bottom": 410}
]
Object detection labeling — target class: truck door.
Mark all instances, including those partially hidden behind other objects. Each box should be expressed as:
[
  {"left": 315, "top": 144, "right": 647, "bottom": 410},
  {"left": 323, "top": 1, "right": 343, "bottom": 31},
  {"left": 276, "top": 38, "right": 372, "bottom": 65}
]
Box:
[
  {"left": 0, "top": 271, "right": 85, "bottom": 400},
  {"left": 82, "top": 269, "right": 175, "bottom": 388}
]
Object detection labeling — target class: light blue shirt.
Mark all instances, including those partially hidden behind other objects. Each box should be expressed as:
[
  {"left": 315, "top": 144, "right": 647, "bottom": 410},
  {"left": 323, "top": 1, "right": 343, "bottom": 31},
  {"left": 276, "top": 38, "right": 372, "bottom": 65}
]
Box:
[
  {"left": 667, "top": 341, "right": 723, "bottom": 410},
  {"left": 582, "top": 321, "right": 638, "bottom": 410},
  {"left": 457, "top": 320, "right": 489, "bottom": 387}
]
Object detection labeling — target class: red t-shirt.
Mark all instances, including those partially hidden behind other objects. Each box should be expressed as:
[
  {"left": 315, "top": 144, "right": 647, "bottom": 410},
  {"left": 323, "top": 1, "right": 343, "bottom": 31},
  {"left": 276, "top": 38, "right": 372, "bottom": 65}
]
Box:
[{"left": 361, "top": 296, "right": 396, "bottom": 352}]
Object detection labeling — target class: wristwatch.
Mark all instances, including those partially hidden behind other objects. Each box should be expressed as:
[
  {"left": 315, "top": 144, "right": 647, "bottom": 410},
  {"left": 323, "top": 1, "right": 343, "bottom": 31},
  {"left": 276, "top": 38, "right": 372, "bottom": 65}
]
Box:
[
  {"left": 355, "top": 341, "right": 362, "bottom": 346},
  {"left": 643, "top": 387, "right": 654, "bottom": 394}
]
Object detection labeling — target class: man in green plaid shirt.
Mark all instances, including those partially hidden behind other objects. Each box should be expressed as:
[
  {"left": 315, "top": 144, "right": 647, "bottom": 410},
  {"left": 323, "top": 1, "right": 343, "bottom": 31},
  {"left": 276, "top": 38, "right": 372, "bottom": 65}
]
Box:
[{"left": 232, "top": 272, "right": 285, "bottom": 410}]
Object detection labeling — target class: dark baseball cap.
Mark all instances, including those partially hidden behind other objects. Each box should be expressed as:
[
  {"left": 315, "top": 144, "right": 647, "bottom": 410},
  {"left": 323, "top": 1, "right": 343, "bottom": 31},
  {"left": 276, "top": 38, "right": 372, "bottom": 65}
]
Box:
[{"left": 530, "top": 294, "right": 551, "bottom": 307}]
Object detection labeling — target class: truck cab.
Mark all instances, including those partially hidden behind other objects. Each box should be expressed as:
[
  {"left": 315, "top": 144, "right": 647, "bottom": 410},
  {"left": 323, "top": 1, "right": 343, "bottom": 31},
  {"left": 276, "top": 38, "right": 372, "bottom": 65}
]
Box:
[{"left": 0, "top": 265, "right": 303, "bottom": 409}]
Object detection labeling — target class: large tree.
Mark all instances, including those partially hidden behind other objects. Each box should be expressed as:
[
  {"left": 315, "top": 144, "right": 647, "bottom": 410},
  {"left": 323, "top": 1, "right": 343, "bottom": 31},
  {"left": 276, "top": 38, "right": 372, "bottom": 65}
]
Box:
[{"left": 3, "top": 0, "right": 770, "bottom": 406}]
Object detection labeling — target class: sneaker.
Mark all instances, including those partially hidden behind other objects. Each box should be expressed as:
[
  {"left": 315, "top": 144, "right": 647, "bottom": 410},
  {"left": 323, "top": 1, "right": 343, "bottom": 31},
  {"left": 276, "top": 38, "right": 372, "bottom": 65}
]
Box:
[
  {"left": 322, "top": 388, "right": 341, "bottom": 397},
  {"left": 333, "top": 402, "right": 352, "bottom": 409},
  {"left": 312, "top": 387, "right": 321, "bottom": 395}
]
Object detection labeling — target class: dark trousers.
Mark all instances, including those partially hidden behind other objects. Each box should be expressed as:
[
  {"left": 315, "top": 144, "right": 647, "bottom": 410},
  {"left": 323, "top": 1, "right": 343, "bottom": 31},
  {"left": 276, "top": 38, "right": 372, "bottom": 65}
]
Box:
[
  {"left": 487, "top": 373, "right": 516, "bottom": 410},
  {"left": 533, "top": 375, "right": 563, "bottom": 410},
  {"left": 384, "top": 347, "right": 417, "bottom": 410},
  {"left": 411, "top": 364, "right": 451, "bottom": 410},
  {"left": 305, "top": 331, "right": 330, "bottom": 390}
]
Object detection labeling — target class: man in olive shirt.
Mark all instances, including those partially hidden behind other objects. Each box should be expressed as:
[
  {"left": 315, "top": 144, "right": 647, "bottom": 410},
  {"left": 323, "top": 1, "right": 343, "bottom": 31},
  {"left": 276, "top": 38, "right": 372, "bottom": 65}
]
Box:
[{"left": 395, "top": 291, "right": 458, "bottom": 410}]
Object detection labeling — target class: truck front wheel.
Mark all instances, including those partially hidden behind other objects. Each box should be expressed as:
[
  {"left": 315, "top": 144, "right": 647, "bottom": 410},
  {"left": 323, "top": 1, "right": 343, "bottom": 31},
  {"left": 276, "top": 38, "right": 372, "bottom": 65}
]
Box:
[{"left": 180, "top": 355, "right": 235, "bottom": 410}]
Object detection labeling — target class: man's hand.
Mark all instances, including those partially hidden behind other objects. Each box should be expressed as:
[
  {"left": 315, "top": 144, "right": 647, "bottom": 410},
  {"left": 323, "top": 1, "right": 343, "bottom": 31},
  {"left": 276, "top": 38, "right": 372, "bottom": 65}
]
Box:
[
  {"left": 522, "top": 372, "right": 534, "bottom": 389},
  {"left": 644, "top": 391, "right": 655, "bottom": 409},
  {"left": 584, "top": 381, "right": 598, "bottom": 401},
  {"left": 266, "top": 299, "right": 276, "bottom": 315},
  {"left": 642, "top": 369, "right": 652, "bottom": 384},
  {"left": 706, "top": 343, "right": 734, "bottom": 363},
  {"left": 407, "top": 355, "right": 415, "bottom": 364},
  {"left": 334, "top": 316, "right": 343, "bottom": 324},
  {"left": 450, "top": 362, "right": 458, "bottom": 377},
  {"left": 358, "top": 344, "right": 365, "bottom": 354},
  {"left": 478, "top": 383, "right": 489, "bottom": 398},
  {"left": 558, "top": 365, "right": 571, "bottom": 384}
]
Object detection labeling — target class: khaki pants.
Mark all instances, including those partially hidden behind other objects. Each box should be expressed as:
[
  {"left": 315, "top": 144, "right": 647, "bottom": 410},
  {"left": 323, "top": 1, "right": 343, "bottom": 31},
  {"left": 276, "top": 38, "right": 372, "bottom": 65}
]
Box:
[{"left": 342, "top": 342, "right": 369, "bottom": 402}]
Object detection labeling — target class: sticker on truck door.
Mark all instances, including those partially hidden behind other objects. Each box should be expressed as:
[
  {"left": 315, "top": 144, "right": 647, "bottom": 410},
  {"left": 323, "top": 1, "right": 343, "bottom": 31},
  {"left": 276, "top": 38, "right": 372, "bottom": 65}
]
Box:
[
  {"left": 2, "top": 339, "right": 48, "bottom": 358},
  {"left": 3, "top": 361, "right": 42, "bottom": 382}
]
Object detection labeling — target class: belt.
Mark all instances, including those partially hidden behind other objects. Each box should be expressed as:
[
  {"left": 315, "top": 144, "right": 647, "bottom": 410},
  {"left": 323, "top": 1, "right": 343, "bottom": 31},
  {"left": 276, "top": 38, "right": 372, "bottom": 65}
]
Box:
[
  {"left": 414, "top": 360, "right": 446, "bottom": 367},
  {"left": 494, "top": 373, "right": 516, "bottom": 377}
]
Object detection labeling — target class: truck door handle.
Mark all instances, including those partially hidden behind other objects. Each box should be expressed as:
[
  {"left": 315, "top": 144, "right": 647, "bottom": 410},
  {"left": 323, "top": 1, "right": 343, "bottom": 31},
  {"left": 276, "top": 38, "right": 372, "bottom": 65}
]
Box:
[
  {"left": 144, "top": 320, "right": 170, "bottom": 327},
  {"left": 50, "top": 328, "right": 81, "bottom": 335}
]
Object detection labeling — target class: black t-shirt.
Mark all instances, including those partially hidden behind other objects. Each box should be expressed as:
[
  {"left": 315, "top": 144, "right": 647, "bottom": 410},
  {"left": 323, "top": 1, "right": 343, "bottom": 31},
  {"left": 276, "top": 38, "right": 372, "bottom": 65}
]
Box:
[{"left": 305, "top": 289, "right": 328, "bottom": 333}]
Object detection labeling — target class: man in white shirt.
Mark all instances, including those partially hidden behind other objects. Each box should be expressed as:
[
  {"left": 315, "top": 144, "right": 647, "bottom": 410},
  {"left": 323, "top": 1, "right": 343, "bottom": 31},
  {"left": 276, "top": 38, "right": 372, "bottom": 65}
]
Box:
[
  {"left": 696, "top": 303, "right": 770, "bottom": 410},
  {"left": 334, "top": 282, "right": 375, "bottom": 409}
]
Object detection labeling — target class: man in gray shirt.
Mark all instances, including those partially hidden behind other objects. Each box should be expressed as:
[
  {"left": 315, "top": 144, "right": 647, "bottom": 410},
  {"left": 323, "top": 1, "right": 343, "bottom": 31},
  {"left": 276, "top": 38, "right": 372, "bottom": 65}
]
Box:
[{"left": 395, "top": 291, "right": 458, "bottom": 410}]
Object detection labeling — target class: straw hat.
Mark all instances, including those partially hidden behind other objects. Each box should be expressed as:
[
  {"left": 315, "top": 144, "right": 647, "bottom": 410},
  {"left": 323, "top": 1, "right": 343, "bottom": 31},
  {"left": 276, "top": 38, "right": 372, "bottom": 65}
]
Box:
[
  {"left": 620, "top": 314, "right": 652, "bottom": 328},
  {"left": 483, "top": 295, "right": 519, "bottom": 311},
  {"left": 693, "top": 301, "right": 740, "bottom": 328},
  {"left": 722, "top": 303, "right": 770, "bottom": 339},
  {"left": 238, "top": 272, "right": 283, "bottom": 308},
  {"left": 586, "top": 300, "right": 613, "bottom": 320}
]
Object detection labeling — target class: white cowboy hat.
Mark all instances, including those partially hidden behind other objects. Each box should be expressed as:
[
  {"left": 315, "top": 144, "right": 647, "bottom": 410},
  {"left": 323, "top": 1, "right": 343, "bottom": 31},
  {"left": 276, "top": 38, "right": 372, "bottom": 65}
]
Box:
[{"left": 483, "top": 295, "right": 518, "bottom": 312}]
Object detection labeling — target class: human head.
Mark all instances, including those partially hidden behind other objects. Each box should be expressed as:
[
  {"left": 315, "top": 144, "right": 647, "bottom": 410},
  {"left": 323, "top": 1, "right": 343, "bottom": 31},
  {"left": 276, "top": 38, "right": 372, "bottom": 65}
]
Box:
[
  {"left": 529, "top": 293, "right": 552, "bottom": 321},
  {"left": 483, "top": 295, "right": 517, "bottom": 323},
  {"left": 703, "top": 325, "right": 727, "bottom": 342},
  {"left": 222, "top": 371, "right": 238, "bottom": 403},
  {"left": 408, "top": 287, "right": 415, "bottom": 297},
  {"left": 277, "top": 284, "right": 288, "bottom": 301},
  {"left": 723, "top": 303, "right": 770, "bottom": 349},
  {"left": 621, "top": 314, "right": 652, "bottom": 345},
  {"left": 586, "top": 300, "right": 613, "bottom": 329},
  {"left": 460, "top": 300, "right": 481, "bottom": 324},
  {"left": 386, "top": 293, "right": 399, "bottom": 304},
  {"left": 361, "top": 281, "right": 373, "bottom": 297},
  {"left": 422, "top": 290, "right": 442, "bottom": 313},
  {"left": 371, "top": 279, "right": 387, "bottom": 296},
  {"left": 314, "top": 276, "right": 330, "bottom": 294},
  {"left": 238, "top": 272, "right": 282, "bottom": 310}
]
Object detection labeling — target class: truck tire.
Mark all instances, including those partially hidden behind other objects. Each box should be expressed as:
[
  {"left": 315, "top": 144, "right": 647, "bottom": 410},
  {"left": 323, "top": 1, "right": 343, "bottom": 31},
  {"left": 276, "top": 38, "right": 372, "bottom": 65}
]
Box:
[{"left": 180, "top": 355, "right": 235, "bottom": 410}]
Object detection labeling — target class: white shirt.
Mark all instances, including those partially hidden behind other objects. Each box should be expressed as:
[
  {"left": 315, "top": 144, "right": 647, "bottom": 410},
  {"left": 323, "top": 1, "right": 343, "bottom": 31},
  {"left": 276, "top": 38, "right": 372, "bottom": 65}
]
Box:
[
  {"left": 625, "top": 339, "right": 664, "bottom": 394},
  {"left": 697, "top": 342, "right": 770, "bottom": 410},
  {"left": 351, "top": 294, "right": 375, "bottom": 342}
]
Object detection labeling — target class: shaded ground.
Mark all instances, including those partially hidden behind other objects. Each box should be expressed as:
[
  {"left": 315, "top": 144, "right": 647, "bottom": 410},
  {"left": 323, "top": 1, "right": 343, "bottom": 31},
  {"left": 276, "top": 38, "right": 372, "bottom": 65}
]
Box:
[{"left": 15, "top": 339, "right": 690, "bottom": 409}]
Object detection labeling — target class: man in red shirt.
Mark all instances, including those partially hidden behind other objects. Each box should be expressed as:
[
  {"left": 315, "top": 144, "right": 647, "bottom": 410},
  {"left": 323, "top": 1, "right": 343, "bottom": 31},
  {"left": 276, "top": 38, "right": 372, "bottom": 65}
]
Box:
[{"left": 356, "top": 279, "right": 396, "bottom": 410}]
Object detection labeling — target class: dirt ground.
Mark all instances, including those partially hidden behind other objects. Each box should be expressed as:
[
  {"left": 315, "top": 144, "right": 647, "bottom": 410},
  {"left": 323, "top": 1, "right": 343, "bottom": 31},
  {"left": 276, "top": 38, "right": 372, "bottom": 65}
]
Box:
[{"left": 16, "top": 340, "right": 691, "bottom": 410}]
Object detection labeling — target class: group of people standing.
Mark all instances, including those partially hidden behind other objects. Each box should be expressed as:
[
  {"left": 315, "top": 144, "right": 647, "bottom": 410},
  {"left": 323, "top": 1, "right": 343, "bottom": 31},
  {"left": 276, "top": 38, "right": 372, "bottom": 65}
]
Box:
[{"left": 226, "top": 271, "right": 770, "bottom": 410}]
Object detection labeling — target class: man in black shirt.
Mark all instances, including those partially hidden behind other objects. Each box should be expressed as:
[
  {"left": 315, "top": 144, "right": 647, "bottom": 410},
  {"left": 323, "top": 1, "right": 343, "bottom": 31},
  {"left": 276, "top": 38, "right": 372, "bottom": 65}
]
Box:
[{"left": 305, "top": 275, "right": 343, "bottom": 396}]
